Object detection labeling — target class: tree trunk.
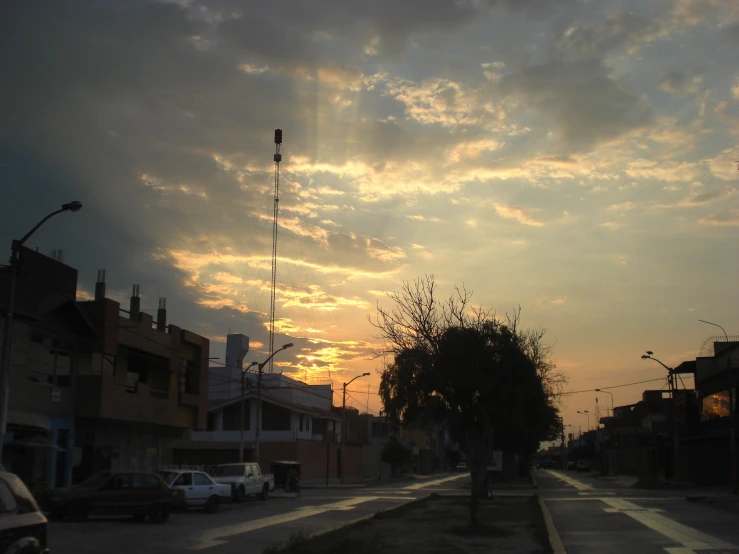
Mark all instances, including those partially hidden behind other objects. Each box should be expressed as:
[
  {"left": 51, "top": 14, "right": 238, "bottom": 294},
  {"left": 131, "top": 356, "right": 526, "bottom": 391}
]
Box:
[{"left": 467, "top": 440, "right": 489, "bottom": 526}]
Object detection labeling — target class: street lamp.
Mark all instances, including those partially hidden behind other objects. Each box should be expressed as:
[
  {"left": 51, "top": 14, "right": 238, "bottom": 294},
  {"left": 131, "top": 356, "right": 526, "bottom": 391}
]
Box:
[
  {"left": 698, "top": 319, "right": 728, "bottom": 342},
  {"left": 577, "top": 410, "right": 590, "bottom": 431},
  {"left": 641, "top": 351, "right": 680, "bottom": 485},
  {"left": 253, "top": 343, "right": 293, "bottom": 463},
  {"left": 595, "top": 389, "right": 614, "bottom": 417},
  {"left": 239, "top": 361, "right": 258, "bottom": 463},
  {"left": 0, "top": 201, "right": 83, "bottom": 462},
  {"left": 340, "top": 372, "right": 371, "bottom": 484}
]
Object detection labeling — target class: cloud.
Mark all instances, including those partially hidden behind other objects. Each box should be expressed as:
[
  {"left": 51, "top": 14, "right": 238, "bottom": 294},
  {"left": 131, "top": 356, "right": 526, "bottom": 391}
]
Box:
[
  {"left": 607, "top": 202, "right": 637, "bottom": 213},
  {"left": 599, "top": 221, "right": 625, "bottom": 229},
  {"left": 492, "top": 203, "right": 545, "bottom": 226},
  {"left": 499, "top": 58, "right": 653, "bottom": 148},
  {"left": 550, "top": 297, "right": 567, "bottom": 305},
  {"left": 557, "top": 11, "right": 665, "bottom": 57},
  {"left": 698, "top": 209, "right": 739, "bottom": 226}
]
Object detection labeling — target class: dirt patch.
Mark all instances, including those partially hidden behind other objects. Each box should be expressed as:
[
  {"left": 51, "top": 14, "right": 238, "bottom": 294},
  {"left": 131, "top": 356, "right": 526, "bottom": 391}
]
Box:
[{"left": 265, "top": 495, "right": 551, "bottom": 554}]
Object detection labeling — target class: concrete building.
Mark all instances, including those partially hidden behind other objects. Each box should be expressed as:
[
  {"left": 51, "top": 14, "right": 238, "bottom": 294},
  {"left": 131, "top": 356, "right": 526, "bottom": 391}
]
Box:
[
  {"left": 169, "top": 334, "right": 349, "bottom": 481},
  {"left": 0, "top": 247, "right": 96, "bottom": 495},
  {"left": 74, "top": 272, "right": 210, "bottom": 482}
]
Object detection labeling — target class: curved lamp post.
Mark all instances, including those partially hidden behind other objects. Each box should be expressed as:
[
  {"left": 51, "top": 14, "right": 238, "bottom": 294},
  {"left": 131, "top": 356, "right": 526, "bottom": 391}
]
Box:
[
  {"left": 238, "top": 361, "right": 259, "bottom": 463},
  {"left": 641, "top": 351, "right": 680, "bottom": 485},
  {"left": 595, "top": 389, "right": 614, "bottom": 417},
  {"left": 577, "top": 410, "right": 590, "bottom": 431},
  {"left": 0, "top": 202, "right": 83, "bottom": 462},
  {"left": 340, "top": 372, "right": 370, "bottom": 483},
  {"left": 253, "top": 343, "right": 293, "bottom": 463}
]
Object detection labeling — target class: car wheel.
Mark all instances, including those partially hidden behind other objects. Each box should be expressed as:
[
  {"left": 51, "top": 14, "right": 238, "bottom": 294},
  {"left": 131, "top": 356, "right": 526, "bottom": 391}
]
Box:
[
  {"left": 67, "top": 500, "right": 90, "bottom": 521},
  {"left": 259, "top": 484, "right": 269, "bottom": 501},
  {"left": 204, "top": 495, "right": 220, "bottom": 514},
  {"left": 150, "top": 505, "right": 171, "bottom": 524}
]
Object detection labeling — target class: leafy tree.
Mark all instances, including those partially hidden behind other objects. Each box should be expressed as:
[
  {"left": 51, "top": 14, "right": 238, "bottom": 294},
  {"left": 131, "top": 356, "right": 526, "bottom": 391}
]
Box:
[
  {"left": 371, "top": 276, "right": 563, "bottom": 524},
  {"left": 381, "top": 438, "right": 411, "bottom": 475}
]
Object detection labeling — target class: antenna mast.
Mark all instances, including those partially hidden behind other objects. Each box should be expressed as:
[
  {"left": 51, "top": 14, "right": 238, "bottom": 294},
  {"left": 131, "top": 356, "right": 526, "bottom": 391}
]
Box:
[{"left": 268, "top": 129, "right": 283, "bottom": 374}]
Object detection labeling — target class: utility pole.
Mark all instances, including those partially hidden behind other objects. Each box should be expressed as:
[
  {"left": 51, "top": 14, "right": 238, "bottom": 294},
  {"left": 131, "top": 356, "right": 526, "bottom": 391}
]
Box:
[
  {"left": 0, "top": 201, "right": 82, "bottom": 463},
  {"left": 239, "top": 361, "right": 258, "bottom": 463},
  {"left": 340, "top": 373, "right": 370, "bottom": 484},
  {"left": 642, "top": 351, "right": 680, "bottom": 486},
  {"left": 253, "top": 343, "right": 293, "bottom": 463}
]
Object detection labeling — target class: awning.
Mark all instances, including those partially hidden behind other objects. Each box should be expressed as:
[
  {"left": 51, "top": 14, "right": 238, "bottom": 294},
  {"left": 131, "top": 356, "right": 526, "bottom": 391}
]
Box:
[
  {"left": 167, "top": 440, "right": 251, "bottom": 450},
  {"left": 7, "top": 436, "right": 64, "bottom": 451},
  {"left": 7, "top": 411, "right": 51, "bottom": 432}
]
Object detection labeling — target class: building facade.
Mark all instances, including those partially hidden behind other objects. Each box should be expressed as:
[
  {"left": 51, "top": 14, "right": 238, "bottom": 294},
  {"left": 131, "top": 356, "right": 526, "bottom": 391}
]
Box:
[
  {"left": 0, "top": 247, "right": 97, "bottom": 496},
  {"left": 73, "top": 273, "right": 210, "bottom": 482}
]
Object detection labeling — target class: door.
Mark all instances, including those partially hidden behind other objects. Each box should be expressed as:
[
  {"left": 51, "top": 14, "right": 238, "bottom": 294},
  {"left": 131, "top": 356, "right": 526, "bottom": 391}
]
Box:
[
  {"left": 193, "top": 473, "right": 215, "bottom": 504},
  {"left": 245, "top": 464, "right": 258, "bottom": 495},
  {"left": 0, "top": 477, "right": 20, "bottom": 552},
  {"left": 172, "top": 472, "right": 195, "bottom": 506},
  {"left": 131, "top": 474, "right": 163, "bottom": 511},
  {"left": 95, "top": 474, "right": 135, "bottom": 515}
]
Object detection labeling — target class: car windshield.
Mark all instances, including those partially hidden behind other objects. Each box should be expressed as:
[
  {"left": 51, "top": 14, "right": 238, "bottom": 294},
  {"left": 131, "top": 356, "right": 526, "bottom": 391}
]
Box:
[
  {"left": 212, "top": 465, "right": 244, "bottom": 477},
  {"left": 79, "top": 472, "right": 112, "bottom": 488},
  {"left": 157, "top": 471, "right": 179, "bottom": 485}
]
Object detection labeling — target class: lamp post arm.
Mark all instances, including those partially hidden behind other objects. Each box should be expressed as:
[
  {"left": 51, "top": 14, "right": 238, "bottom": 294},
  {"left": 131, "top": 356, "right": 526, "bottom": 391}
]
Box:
[{"left": 16, "top": 209, "right": 66, "bottom": 251}]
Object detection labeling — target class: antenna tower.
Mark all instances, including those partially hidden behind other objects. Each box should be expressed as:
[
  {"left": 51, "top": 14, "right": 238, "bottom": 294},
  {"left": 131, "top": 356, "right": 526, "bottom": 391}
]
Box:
[{"left": 268, "top": 129, "right": 283, "bottom": 373}]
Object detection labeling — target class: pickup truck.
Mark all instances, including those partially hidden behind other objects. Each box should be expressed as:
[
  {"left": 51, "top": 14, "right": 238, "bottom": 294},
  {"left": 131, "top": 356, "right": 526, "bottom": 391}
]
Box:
[{"left": 211, "top": 463, "right": 274, "bottom": 502}]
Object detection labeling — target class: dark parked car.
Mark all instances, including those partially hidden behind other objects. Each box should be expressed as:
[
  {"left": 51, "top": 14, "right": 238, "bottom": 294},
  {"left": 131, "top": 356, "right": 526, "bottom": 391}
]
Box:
[
  {"left": 0, "top": 471, "right": 49, "bottom": 554},
  {"left": 44, "top": 471, "right": 184, "bottom": 523},
  {"left": 576, "top": 460, "right": 591, "bottom": 473},
  {"left": 566, "top": 461, "right": 576, "bottom": 471}
]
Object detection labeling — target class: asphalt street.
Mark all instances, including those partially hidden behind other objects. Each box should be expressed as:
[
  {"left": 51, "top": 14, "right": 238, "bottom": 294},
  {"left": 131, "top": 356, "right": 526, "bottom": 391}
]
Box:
[
  {"left": 535, "top": 469, "right": 739, "bottom": 554},
  {"left": 48, "top": 473, "right": 470, "bottom": 554}
]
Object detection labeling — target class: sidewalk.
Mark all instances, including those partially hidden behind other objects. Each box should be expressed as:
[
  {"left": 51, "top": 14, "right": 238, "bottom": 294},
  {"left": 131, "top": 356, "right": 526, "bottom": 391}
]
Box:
[{"left": 301, "top": 472, "right": 446, "bottom": 489}]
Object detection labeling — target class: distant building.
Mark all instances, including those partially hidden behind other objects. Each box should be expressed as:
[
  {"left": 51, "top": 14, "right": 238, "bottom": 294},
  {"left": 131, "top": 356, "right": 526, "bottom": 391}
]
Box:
[{"left": 169, "top": 335, "right": 348, "bottom": 481}]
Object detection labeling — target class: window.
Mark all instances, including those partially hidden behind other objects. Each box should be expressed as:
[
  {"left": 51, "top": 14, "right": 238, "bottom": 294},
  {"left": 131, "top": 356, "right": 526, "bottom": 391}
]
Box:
[
  {"left": 0, "top": 480, "right": 18, "bottom": 514},
  {"left": 107, "top": 475, "right": 132, "bottom": 490},
  {"left": 132, "top": 474, "right": 160, "bottom": 490},
  {"left": 222, "top": 401, "right": 249, "bottom": 431},
  {"left": 250, "top": 464, "right": 261, "bottom": 477},
  {"left": 194, "top": 473, "right": 211, "bottom": 486},
  {"left": 701, "top": 391, "right": 731, "bottom": 420},
  {"left": 180, "top": 360, "right": 199, "bottom": 395},
  {"left": 173, "top": 473, "right": 192, "bottom": 487},
  {"left": 262, "top": 402, "right": 291, "bottom": 431}
]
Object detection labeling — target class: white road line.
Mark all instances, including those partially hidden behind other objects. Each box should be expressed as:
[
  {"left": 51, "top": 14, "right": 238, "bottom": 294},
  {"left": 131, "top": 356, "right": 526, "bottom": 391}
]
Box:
[
  {"left": 403, "top": 474, "right": 468, "bottom": 490},
  {"left": 599, "top": 498, "right": 737, "bottom": 551},
  {"left": 186, "top": 496, "right": 398, "bottom": 551},
  {"left": 544, "top": 470, "right": 594, "bottom": 491}
]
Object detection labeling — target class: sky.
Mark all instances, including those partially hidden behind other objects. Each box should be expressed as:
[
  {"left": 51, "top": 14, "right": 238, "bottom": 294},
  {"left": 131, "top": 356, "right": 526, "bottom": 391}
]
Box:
[{"left": 2, "top": 0, "right": 738, "bottom": 431}]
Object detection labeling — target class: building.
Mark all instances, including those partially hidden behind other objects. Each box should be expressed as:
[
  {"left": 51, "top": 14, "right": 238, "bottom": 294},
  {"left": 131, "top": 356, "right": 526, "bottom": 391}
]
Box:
[
  {"left": 170, "top": 334, "right": 348, "bottom": 481},
  {"left": 0, "top": 247, "right": 96, "bottom": 495},
  {"left": 679, "top": 342, "right": 738, "bottom": 488},
  {"left": 73, "top": 272, "right": 210, "bottom": 482}
]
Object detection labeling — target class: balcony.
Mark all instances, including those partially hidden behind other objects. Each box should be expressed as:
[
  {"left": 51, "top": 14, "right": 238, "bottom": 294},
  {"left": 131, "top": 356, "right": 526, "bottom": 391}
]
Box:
[{"left": 76, "top": 375, "right": 192, "bottom": 428}]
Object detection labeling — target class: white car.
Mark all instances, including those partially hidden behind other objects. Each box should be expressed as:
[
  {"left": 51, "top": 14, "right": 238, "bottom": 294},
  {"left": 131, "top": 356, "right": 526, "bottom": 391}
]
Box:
[
  {"left": 211, "top": 463, "right": 274, "bottom": 502},
  {"left": 157, "top": 470, "right": 231, "bottom": 513}
]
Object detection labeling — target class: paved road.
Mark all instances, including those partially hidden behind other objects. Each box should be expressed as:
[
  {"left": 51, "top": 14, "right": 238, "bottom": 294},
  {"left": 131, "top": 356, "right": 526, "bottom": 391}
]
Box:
[
  {"left": 49, "top": 473, "right": 470, "bottom": 554},
  {"left": 535, "top": 470, "right": 739, "bottom": 554}
]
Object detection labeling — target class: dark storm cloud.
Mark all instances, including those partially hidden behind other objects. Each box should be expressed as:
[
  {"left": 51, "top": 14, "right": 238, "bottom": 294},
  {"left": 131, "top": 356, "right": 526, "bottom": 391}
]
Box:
[{"left": 499, "top": 58, "right": 653, "bottom": 147}]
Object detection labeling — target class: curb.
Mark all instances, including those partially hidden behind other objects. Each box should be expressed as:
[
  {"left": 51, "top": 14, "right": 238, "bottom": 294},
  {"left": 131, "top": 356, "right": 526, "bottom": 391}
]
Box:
[
  {"left": 268, "top": 494, "right": 433, "bottom": 552},
  {"left": 300, "top": 485, "right": 367, "bottom": 490},
  {"left": 537, "top": 495, "right": 566, "bottom": 554}
]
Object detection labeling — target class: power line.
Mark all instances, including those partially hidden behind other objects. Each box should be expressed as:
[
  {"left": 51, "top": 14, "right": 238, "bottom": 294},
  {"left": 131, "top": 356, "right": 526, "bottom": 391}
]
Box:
[{"left": 557, "top": 377, "right": 667, "bottom": 396}]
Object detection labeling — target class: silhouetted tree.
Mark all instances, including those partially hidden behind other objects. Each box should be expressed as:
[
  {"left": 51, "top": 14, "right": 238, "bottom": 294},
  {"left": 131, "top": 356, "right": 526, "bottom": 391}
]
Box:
[{"left": 371, "top": 276, "right": 562, "bottom": 525}]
